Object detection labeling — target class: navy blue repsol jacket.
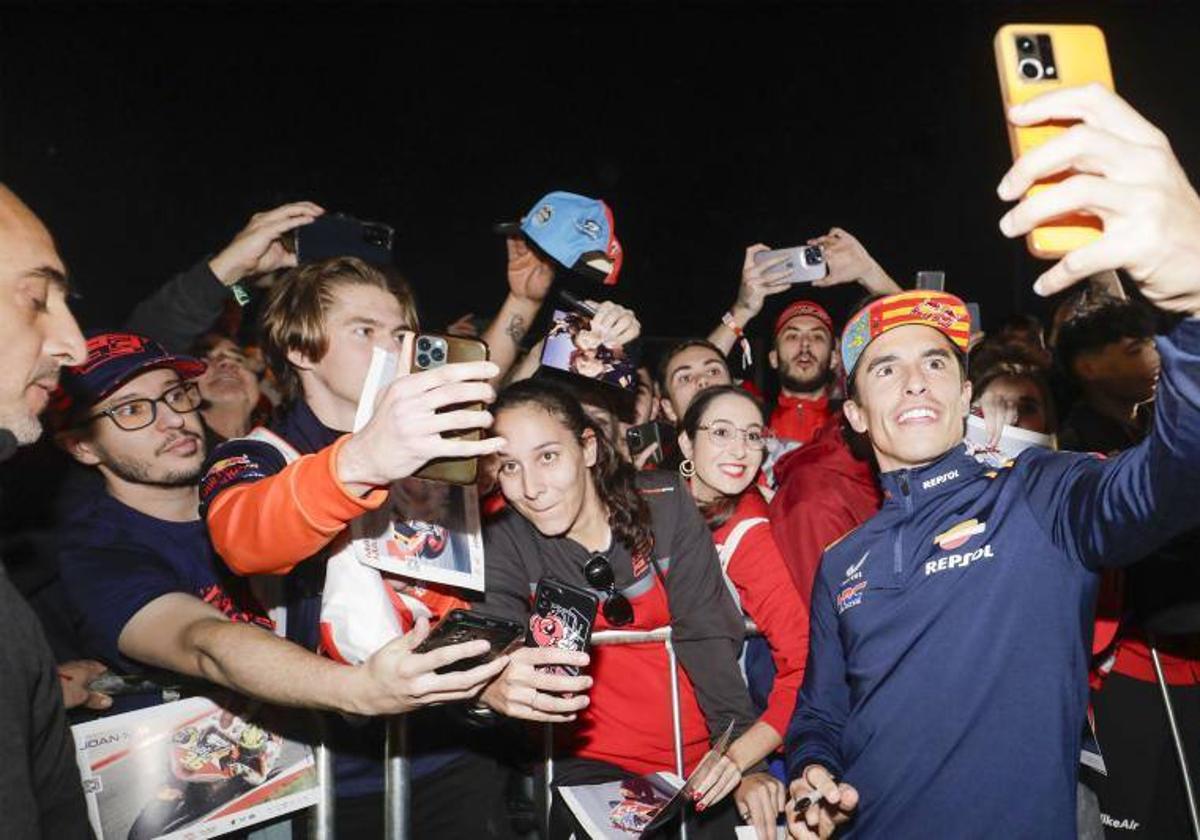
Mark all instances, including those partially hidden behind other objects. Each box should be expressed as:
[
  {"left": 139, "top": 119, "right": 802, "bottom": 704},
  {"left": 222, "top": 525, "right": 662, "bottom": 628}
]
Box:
[{"left": 786, "top": 318, "right": 1200, "bottom": 839}]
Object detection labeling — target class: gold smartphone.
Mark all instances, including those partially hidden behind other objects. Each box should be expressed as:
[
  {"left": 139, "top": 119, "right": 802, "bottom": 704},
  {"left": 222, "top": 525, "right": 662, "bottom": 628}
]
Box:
[
  {"left": 410, "top": 334, "right": 489, "bottom": 485},
  {"left": 994, "top": 24, "right": 1114, "bottom": 258}
]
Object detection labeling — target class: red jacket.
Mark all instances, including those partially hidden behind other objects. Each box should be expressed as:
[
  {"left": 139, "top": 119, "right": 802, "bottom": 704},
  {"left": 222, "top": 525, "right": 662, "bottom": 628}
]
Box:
[
  {"left": 713, "top": 490, "right": 809, "bottom": 738},
  {"left": 769, "top": 394, "right": 834, "bottom": 447},
  {"left": 768, "top": 419, "right": 882, "bottom": 604}
]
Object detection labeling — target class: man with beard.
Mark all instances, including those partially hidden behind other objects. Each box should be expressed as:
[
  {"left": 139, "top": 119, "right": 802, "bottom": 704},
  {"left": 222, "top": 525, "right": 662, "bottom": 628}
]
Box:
[
  {"left": 54, "top": 332, "right": 499, "bottom": 721},
  {"left": 765, "top": 300, "right": 840, "bottom": 445},
  {"left": 708, "top": 230, "right": 901, "bottom": 446},
  {"left": 0, "top": 183, "right": 91, "bottom": 839}
]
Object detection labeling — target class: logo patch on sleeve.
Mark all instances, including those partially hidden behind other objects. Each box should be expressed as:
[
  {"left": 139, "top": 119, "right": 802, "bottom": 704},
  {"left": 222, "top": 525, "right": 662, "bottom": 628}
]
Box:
[{"left": 200, "top": 455, "right": 263, "bottom": 500}]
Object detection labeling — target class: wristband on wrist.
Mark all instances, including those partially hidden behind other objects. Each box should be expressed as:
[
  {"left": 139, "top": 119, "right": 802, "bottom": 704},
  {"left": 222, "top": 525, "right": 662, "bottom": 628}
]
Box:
[{"left": 722, "top": 311, "right": 753, "bottom": 367}]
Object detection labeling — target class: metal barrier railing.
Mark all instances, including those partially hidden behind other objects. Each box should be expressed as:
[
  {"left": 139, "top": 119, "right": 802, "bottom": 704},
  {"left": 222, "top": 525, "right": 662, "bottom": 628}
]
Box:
[
  {"left": 543, "top": 622, "right": 760, "bottom": 840},
  {"left": 334, "top": 621, "right": 760, "bottom": 840},
  {"left": 309, "top": 713, "right": 335, "bottom": 840}
]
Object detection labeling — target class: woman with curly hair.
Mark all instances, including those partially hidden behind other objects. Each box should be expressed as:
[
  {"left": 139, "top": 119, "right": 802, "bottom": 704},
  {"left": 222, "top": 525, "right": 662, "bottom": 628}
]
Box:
[{"left": 479, "top": 378, "right": 769, "bottom": 838}]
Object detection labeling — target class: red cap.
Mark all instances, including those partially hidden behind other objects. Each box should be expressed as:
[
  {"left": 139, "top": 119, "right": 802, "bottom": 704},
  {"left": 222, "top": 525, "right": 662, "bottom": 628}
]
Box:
[{"left": 774, "top": 300, "right": 834, "bottom": 337}]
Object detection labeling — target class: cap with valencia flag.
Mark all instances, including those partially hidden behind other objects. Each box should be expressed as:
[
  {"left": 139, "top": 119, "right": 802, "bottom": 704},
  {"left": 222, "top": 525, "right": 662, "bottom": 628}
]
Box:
[{"left": 841, "top": 290, "right": 972, "bottom": 377}]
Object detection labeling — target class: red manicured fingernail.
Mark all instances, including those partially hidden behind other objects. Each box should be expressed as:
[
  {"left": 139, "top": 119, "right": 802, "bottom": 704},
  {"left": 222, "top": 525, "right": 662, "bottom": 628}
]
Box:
[{"left": 695, "top": 802, "right": 706, "bottom": 813}]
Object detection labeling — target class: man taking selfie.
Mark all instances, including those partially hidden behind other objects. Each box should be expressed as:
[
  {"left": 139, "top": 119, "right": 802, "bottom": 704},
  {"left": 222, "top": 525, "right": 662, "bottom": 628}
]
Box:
[
  {"left": 786, "top": 85, "right": 1200, "bottom": 839},
  {"left": 200, "top": 256, "right": 513, "bottom": 837}
]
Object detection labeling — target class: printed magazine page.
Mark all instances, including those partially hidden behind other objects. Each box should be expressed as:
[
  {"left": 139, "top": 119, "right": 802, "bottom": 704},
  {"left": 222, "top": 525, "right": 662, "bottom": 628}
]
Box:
[
  {"left": 560, "top": 721, "right": 735, "bottom": 838},
  {"left": 350, "top": 347, "right": 486, "bottom": 592},
  {"left": 965, "top": 413, "right": 1056, "bottom": 462},
  {"left": 72, "top": 695, "right": 319, "bottom": 840},
  {"left": 559, "top": 772, "right": 685, "bottom": 839}
]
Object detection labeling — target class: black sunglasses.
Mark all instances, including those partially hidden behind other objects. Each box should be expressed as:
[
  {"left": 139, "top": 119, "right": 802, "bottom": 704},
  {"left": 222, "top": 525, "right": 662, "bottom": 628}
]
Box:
[{"left": 584, "top": 554, "right": 634, "bottom": 627}]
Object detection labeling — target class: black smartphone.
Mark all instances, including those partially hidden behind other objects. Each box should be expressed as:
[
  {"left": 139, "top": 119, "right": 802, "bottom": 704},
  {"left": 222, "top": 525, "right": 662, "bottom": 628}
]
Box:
[
  {"left": 526, "top": 578, "right": 599, "bottom": 677},
  {"left": 290, "top": 212, "right": 394, "bottom": 265},
  {"left": 626, "top": 421, "right": 665, "bottom": 466},
  {"left": 414, "top": 609, "right": 524, "bottom": 674}
]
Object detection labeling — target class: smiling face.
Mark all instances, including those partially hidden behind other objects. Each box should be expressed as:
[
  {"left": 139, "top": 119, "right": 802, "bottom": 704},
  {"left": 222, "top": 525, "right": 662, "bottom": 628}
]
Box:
[
  {"left": 770, "top": 314, "right": 834, "bottom": 397},
  {"left": 679, "top": 392, "right": 765, "bottom": 501},
  {"left": 198, "top": 337, "right": 260, "bottom": 410},
  {"left": 843, "top": 324, "right": 971, "bottom": 472},
  {"left": 493, "top": 402, "right": 600, "bottom": 539},
  {"left": 68, "top": 367, "right": 207, "bottom": 488},
  {"left": 0, "top": 187, "right": 87, "bottom": 444}
]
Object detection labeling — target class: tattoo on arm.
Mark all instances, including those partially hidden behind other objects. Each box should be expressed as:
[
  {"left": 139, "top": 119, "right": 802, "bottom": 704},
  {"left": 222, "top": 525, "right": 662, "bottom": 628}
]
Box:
[{"left": 504, "top": 314, "right": 528, "bottom": 344}]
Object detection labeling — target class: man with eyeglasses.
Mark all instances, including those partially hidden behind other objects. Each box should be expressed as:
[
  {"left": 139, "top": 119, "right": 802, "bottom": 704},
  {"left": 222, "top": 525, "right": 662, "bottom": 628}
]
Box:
[{"left": 52, "top": 331, "right": 495, "bottom": 723}]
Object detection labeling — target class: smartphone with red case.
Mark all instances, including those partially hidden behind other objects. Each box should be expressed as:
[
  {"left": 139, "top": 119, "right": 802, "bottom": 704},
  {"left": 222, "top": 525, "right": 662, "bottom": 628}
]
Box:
[{"left": 525, "top": 578, "right": 599, "bottom": 677}]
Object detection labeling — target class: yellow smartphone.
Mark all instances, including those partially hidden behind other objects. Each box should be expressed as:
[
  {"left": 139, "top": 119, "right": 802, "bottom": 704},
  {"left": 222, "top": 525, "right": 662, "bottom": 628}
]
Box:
[
  {"left": 994, "top": 24, "right": 1114, "bottom": 259},
  {"left": 409, "top": 334, "right": 489, "bottom": 485}
]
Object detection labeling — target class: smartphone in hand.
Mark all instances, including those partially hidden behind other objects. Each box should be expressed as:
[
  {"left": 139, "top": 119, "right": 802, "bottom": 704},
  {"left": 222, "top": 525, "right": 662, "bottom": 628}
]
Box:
[
  {"left": 525, "top": 578, "right": 599, "bottom": 677},
  {"left": 994, "top": 24, "right": 1114, "bottom": 258},
  {"left": 754, "top": 246, "right": 828, "bottom": 284},
  {"left": 407, "top": 334, "right": 490, "bottom": 485},
  {"left": 413, "top": 609, "right": 524, "bottom": 674}
]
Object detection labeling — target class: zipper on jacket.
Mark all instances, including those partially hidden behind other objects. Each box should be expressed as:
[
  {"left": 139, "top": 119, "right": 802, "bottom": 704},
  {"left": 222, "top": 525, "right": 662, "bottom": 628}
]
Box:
[{"left": 894, "top": 471, "right": 913, "bottom": 576}]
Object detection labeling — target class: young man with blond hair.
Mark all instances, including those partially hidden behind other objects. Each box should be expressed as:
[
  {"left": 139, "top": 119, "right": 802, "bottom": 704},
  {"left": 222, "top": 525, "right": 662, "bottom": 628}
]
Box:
[{"left": 201, "top": 255, "right": 515, "bottom": 836}]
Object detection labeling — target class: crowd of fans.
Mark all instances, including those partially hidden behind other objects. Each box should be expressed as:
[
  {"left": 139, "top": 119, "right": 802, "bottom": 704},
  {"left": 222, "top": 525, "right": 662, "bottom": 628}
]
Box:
[{"left": 2, "top": 82, "right": 1200, "bottom": 840}]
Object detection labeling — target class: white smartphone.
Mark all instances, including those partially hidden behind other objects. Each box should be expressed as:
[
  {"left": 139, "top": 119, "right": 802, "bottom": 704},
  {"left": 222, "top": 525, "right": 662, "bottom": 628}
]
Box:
[{"left": 754, "top": 245, "right": 828, "bottom": 283}]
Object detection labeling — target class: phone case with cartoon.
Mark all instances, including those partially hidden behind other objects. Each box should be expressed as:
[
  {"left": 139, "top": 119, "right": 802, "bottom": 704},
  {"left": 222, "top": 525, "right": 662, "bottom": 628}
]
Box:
[{"left": 525, "top": 578, "right": 600, "bottom": 677}]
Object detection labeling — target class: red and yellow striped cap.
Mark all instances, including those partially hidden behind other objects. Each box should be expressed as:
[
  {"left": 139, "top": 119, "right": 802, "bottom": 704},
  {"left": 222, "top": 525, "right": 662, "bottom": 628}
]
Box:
[{"left": 841, "top": 291, "right": 971, "bottom": 376}]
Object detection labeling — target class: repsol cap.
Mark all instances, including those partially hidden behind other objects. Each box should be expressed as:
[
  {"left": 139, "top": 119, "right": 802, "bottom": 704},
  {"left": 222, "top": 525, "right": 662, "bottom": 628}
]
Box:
[{"left": 494, "top": 191, "right": 623, "bottom": 285}]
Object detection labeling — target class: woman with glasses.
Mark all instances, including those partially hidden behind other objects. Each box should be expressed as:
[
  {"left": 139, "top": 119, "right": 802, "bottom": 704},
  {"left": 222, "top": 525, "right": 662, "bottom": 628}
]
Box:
[
  {"left": 676, "top": 385, "right": 810, "bottom": 837},
  {"left": 479, "top": 379, "right": 769, "bottom": 839}
]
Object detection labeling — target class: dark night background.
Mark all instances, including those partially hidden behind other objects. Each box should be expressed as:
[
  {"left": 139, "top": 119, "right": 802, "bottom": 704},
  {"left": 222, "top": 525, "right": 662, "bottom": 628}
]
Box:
[{"left": 2, "top": 1, "right": 1199, "bottom": 356}]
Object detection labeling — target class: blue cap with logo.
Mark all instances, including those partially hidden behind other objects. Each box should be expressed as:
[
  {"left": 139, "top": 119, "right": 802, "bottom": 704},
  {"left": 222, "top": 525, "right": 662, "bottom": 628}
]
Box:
[
  {"left": 51, "top": 331, "right": 207, "bottom": 426},
  {"left": 495, "top": 191, "right": 624, "bottom": 285}
]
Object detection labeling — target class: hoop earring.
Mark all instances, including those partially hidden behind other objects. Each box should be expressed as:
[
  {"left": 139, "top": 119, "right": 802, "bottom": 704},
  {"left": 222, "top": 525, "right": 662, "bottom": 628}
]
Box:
[{"left": 679, "top": 459, "right": 695, "bottom": 478}]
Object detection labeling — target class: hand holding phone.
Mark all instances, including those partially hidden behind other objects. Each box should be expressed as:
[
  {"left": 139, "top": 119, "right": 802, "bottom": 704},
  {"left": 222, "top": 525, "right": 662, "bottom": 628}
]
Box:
[
  {"left": 287, "top": 212, "right": 395, "bottom": 265},
  {"left": 413, "top": 609, "right": 523, "bottom": 674},
  {"left": 525, "top": 578, "right": 599, "bottom": 677},
  {"left": 994, "top": 25, "right": 1114, "bottom": 259},
  {"left": 753, "top": 246, "right": 828, "bottom": 284},
  {"left": 337, "top": 349, "right": 503, "bottom": 492},
  {"left": 998, "top": 84, "right": 1200, "bottom": 311}
]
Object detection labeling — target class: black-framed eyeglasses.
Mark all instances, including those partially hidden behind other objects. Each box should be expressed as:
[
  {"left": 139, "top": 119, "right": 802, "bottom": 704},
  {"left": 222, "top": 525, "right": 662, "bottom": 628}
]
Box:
[
  {"left": 696, "top": 420, "right": 769, "bottom": 451},
  {"left": 584, "top": 553, "right": 634, "bottom": 627},
  {"left": 86, "top": 382, "right": 203, "bottom": 431}
]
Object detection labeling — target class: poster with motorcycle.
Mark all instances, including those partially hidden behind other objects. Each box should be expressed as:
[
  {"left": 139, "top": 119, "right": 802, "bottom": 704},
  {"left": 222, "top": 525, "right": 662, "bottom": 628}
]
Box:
[
  {"left": 72, "top": 695, "right": 320, "bottom": 839},
  {"left": 349, "top": 346, "right": 486, "bottom": 593}
]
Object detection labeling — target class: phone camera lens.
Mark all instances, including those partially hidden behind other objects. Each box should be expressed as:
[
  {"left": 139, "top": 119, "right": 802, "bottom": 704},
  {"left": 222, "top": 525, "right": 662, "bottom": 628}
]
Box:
[
  {"left": 417, "top": 337, "right": 432, "bottom": 352},
  {"left": 1018, "top": 58, "right": 1044, "bottom": 80},
  {"left": 431, "top": 347, "right": 446, "bottom": 363},
  {"left": 1017, "top": 36, "right": 1035, "bottom": 54},
  {"left": 417, "top": 353, "right": 430, "bottom": 368},
  {"left": 805, "top": 247, "right": 823, "bottom": 263}
]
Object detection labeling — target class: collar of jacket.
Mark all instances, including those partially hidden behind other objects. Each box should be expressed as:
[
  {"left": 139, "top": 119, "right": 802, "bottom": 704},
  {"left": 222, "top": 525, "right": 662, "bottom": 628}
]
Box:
[
  {"left": 878, "top": 442, "right": 981, "bottom": 508},
  {"left": 271, "top": 399, "right": 342, "bottom": 456}
]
